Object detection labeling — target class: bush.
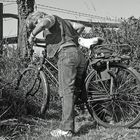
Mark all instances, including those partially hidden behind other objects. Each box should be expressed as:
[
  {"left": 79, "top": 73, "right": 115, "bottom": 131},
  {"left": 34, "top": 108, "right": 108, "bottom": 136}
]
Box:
[{"left": 1, "top": 16, "right": 140, "bottom": 138}]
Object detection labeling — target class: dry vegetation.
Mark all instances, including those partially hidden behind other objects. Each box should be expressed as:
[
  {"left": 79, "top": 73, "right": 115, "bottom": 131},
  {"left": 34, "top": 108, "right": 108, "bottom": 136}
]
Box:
[{"left": 1, "top": 17, "right": 140, "bottom": 139}]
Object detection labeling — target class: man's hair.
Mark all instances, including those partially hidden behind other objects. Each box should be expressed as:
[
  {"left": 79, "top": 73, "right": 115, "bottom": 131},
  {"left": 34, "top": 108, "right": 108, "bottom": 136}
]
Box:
[{"left": 26, "top": 11, "right": 47, "bottom": 32}]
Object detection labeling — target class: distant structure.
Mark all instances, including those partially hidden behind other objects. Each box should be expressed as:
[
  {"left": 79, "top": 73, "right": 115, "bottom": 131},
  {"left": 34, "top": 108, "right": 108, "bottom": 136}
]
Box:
[
  {"left": 0, "top": 3, "right": 18, "bottom": 45},
  {"left": 0, "top": 3, "right": 121, "bottom": 46},
  {"left": 37, "top": 4, "right": 121, "bottom": 24}
]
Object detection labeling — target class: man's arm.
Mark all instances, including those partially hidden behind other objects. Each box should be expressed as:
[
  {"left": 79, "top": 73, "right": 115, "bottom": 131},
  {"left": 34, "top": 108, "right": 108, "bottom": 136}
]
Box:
[
  {"left": 28, "top": 15, "right": 55, "bottom": 44},
  {"left": 70, "top": 21, "right": 85, "bottom": 35},
  {"left": 32, "top": 19, "right": 51, "bottom": 36}
]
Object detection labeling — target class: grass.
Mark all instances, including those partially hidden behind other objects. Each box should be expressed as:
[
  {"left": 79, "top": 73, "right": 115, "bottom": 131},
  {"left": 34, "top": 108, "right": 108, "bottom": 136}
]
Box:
[
  {"left": 1, "top": 98, "right": 140, "bottom": 140},
  {"left": 1, "top": 115, "right": 140, "bottom": 140},
  {"left": 1, "top": 52, "right": 140, "bottom": 140}
]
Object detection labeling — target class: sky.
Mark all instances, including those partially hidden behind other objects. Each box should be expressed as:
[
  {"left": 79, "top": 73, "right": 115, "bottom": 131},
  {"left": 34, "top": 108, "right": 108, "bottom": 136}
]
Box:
[{"left": 2, "top": 0, "right": 140, "bottom": 37}]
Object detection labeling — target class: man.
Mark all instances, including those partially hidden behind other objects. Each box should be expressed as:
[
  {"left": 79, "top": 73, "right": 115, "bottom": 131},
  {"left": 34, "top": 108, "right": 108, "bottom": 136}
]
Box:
[
  {"left": 26, "top": 11, "right": 104, "bottom": 138},
  {"left": 26, "top": 11, "right": 86, "bottom": 137}
]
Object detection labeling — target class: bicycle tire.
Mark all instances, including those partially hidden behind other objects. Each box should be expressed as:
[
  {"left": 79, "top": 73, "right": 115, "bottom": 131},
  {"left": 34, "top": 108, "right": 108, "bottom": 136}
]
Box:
[
  {"left": 16, "top": 66, "right": 50, "bottom": 116},
  {"left": 85, "top": 63, "right": 140, "bottom": 128}
]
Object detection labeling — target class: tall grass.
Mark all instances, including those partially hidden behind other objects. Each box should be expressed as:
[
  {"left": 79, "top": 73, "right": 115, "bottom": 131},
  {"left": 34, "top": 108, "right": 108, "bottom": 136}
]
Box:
[{"left": 1, "top": 16, "right": 140, "bottom": 139}]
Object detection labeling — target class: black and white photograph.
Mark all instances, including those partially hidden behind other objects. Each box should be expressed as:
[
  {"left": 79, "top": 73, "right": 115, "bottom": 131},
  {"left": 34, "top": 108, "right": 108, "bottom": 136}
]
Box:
[{"left": 0, "top": 0, "right": 140, "bottom": 139}]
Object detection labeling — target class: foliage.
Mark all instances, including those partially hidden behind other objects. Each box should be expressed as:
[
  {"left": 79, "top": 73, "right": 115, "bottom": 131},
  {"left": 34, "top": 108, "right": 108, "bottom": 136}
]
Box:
[
  {"left": 82, "top": 16, "right": 140, "bottom": 71},
  {"left": 1, "top": 16, "right": 140, "bottom": 139},
  {"left": 17, "top": 0, "right": 35, "bottom": 19},
  {"left": 17, "top": 0, "right": 35, "bottom": 59}
]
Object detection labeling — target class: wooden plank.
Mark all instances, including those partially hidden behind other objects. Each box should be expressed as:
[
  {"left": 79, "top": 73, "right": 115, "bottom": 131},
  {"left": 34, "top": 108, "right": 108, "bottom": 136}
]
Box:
[
  {"left": 3, "top": 37, "right": 17, "bottom": 44},
  {"left": 0, "top": 3, "right": 3, "bottom": 54},
  {"left": 0, "top": 3, "right": 3, "bottom": 41}
]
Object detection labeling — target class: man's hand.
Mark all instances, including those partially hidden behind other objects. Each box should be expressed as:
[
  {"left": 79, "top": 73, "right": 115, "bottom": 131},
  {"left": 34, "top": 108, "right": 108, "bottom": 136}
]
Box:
[{"left": 28, "top": 32, "right": 36, "bottom": 45}]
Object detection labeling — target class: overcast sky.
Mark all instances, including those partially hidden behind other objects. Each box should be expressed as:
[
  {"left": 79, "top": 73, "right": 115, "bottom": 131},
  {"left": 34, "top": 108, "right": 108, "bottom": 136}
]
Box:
[
  {"left": 2, "top": 0, "right": 140, "bottom": 36},
  {"left": 35, "top": 0, "right": 140, "bottom": 18}
]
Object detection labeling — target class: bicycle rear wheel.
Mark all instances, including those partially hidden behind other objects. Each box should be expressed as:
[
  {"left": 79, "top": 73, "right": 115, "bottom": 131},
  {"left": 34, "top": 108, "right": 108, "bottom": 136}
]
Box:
[
  {"left": 16, "top": 67, "right": 50, "bottom": 116},
  {"left": 86, "top": 63, "right": 140, "bottom": 128}
]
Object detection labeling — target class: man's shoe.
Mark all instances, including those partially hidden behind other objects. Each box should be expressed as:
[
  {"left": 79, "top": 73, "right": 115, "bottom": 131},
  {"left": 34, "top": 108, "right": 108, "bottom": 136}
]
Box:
[{"left": 50, "top": 129, "right": 73, "bottom": 137}]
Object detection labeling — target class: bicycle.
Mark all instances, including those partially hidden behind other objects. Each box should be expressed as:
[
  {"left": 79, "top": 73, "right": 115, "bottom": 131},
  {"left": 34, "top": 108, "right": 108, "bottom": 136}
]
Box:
[{"left": 15, "top": 39, "right": 140, "bottom": 128}]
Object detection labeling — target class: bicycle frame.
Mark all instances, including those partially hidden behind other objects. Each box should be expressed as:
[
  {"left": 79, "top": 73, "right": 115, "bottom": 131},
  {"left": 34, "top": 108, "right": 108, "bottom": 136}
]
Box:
[
  {"left": 36, "top": 48, "right": 88, "bottom": 88},
  {"left": 27, "top": 43, "right": 132, "bottom": 98},
  {"left": 17, "top": 43, "right": 140, "bottom": 128},
  {"left": 34, "top": 43, "right": 131, "bottom": 82},
  {"left": 41, "top": 55, "right": 59, "bottom": 87}
]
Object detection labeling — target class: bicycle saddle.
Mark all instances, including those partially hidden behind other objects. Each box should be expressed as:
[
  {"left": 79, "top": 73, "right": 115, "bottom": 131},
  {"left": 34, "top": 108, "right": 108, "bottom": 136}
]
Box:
[{"left": 78, "top": 37, "right": 104, "bottom": 48}]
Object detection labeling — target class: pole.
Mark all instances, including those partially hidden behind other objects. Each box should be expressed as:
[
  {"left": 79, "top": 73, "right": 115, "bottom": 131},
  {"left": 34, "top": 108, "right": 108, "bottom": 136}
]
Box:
[
  {"left": 0, "top": 3, "right": 3, "bottom": 54},
  {"left": 0, "top": 3, "right": 3, "bottom": 41}
]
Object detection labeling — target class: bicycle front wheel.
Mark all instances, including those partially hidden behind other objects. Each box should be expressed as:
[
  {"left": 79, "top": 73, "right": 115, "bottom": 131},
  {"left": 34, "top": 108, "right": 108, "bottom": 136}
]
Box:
[
  {"left": 86, "top": 63, "right": 140, "bottom": 128},
  {"left": 16, "top": 67, "right": 50, "bottom": 116}
]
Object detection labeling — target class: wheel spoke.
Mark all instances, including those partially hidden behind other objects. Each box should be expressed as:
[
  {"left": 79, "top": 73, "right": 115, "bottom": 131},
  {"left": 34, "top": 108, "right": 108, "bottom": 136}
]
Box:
[
  {"left": 16, "top": 68, "right": 50, "bottom": 116},
  {"left": 86, "top": 64, "right": 140, "bottom": 128}
]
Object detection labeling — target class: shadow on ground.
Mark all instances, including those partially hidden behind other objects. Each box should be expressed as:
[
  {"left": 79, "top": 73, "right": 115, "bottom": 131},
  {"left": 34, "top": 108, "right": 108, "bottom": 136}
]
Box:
[{"left": 76, "top": 121, "right": 96, "bottom": 136}]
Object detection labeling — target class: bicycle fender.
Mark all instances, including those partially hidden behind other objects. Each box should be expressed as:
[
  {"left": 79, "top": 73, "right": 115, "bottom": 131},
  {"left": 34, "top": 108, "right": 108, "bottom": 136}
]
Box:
[
  {"left": 85, "top": 69, "right": 96, "bottom": 84},
  {"left": 128, "top": 67, "right": 140, "bottom": 81}
]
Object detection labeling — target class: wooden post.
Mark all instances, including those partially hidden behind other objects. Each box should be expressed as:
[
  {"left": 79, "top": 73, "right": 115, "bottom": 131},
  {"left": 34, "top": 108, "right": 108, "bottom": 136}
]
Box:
[
  {"left": 0, "top": 3, "right": 3, "bottom": 54},
  {"left": 17, "top": 0, "right": 34, "bottom": 58}
]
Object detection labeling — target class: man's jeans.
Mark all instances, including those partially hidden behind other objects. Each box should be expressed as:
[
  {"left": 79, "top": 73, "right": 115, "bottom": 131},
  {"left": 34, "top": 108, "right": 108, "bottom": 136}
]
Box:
[{"left": 57, "top": 46, "right": 87, "bottom": 132}]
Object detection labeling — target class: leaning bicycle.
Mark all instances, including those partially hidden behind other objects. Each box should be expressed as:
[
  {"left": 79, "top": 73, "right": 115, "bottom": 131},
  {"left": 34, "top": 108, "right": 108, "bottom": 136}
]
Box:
[{"left": 16, "top": 40, "right": 140, "bottom": 128}]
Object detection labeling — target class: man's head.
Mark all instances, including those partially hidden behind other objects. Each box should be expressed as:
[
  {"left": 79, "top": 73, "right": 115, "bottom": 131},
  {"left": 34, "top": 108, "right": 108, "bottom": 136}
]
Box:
[{"left": 26, "top": 11, "right": 46, "bottom": 32}]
